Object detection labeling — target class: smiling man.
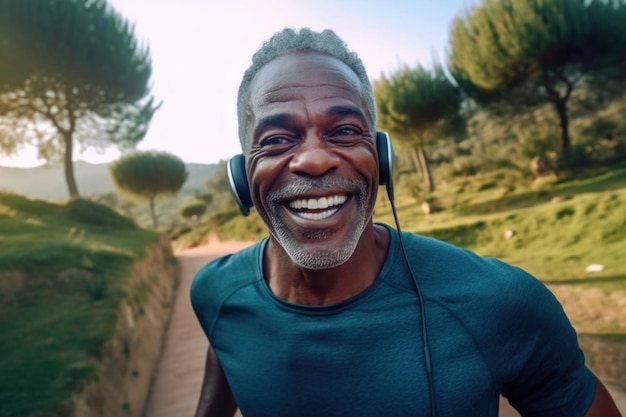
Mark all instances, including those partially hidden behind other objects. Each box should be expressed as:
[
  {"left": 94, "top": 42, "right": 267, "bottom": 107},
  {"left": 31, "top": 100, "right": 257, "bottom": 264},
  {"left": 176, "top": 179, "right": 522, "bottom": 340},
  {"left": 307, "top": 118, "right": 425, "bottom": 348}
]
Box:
[{"left": 190, "top": 28, "right": 621, "bottom": 417}]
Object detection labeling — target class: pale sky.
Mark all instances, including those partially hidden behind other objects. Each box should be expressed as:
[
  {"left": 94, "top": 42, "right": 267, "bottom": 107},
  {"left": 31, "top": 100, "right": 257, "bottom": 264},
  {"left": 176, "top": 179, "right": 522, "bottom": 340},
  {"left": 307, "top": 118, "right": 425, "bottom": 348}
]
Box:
[{"left": 0, "top": 0, "right": 472, "bottom": 168}]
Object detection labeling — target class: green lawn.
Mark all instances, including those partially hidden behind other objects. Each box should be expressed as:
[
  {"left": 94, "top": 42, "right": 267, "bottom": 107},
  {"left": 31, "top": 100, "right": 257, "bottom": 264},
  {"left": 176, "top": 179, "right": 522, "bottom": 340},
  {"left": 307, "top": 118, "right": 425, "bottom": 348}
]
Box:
[{"left": 0, "top": 193, "right": 162, "bottom": 417}]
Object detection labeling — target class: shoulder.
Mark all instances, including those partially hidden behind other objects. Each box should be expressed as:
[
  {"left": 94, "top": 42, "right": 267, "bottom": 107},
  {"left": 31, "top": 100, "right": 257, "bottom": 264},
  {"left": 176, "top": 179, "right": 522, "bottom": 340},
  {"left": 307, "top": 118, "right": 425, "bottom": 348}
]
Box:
[
  {"left": 398, "top": 229, "right": 532, "bottom": 291},
  {"left": 191, "top": 239, "right": 265, "bottom": 298},
  {"left": 404, "top": 230, "right": 561, "bottom": 318},
  {"left": 393, "top": 227, "right": 570, "bottom": 343},
  {"left": 382, "top": 227, "right": 595, "bottom": 413},
  {"left": 190, "top": 239, "right": 266, "bottom": 331}
]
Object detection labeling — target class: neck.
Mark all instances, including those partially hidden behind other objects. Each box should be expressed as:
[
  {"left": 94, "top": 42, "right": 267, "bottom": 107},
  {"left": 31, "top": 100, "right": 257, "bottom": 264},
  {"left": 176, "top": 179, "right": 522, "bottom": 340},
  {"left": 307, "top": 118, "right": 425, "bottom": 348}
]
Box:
[{"left": 264, "top": 223, "right": 390, "bottom": 305}]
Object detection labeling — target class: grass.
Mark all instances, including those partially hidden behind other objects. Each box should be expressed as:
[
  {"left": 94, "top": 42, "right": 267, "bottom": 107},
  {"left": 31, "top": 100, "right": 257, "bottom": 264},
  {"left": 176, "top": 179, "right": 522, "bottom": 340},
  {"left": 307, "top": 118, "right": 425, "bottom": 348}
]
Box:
[
  {"left": 0, "top": 193, "right": 161, "bottom": 417},
  {"left": 374, "top": 165, "right": 626, "bottom": 284}
]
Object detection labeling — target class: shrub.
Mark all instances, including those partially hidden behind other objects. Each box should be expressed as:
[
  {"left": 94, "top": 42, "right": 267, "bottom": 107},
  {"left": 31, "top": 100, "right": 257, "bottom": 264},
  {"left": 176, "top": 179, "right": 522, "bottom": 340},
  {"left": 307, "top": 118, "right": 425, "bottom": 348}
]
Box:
[
  {"left": 65, "top": 198, "right": 136, "bottom": 229},
  {"left": 178, "top": 200, "right": 207, "bottom": 221}
]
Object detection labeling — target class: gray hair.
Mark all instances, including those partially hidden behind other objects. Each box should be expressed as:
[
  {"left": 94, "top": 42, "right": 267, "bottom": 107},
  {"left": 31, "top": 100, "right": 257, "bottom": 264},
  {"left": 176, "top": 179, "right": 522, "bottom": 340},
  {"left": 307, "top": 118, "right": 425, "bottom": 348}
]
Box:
[{"left": 236, "top": 27, "right": 377, "bottom": 149}]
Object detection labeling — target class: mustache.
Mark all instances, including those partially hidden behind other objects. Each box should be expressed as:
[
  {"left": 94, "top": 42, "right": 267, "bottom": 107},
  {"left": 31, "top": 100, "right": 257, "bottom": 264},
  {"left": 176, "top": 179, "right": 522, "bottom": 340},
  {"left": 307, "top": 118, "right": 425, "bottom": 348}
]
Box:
[{"left": 267, "top": 176, "right": 366, "bottom": 202}]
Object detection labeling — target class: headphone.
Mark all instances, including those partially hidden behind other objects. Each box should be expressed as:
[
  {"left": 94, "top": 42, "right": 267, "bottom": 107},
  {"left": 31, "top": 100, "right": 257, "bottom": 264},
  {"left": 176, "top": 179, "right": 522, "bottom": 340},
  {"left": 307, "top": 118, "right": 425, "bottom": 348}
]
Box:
[
  {"left": 225, "top": 130, "right": 436, "bottom": 417},
  {"left": 227, "top": 131, "right": 394, "bottom": 216}
]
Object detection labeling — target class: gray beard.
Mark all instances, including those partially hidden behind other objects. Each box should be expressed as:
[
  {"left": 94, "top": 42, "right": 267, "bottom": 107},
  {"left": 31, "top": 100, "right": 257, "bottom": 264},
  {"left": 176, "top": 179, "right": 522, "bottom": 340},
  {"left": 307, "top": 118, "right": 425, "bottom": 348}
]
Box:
[{"left": 265, "top": 176, "right": 370, "bottom": 270}]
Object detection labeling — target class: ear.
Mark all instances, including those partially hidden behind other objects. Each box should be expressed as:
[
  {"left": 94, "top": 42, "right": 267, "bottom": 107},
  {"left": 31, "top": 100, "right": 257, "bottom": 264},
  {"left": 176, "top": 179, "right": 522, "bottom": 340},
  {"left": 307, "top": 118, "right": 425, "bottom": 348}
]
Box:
[{"left": 226, "top": 154, "right": 253, "bottom": 216}]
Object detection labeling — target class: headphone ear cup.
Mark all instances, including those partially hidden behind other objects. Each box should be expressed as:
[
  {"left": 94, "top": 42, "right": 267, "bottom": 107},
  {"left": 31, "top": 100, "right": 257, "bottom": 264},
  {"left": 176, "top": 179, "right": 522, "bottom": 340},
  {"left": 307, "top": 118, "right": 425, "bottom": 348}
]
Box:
[
  {"left": 227, "top": 154, "right": 253, "bottom": 216},
  {"left": 376, "top": 131, "right": 393, "bottom": 186}
]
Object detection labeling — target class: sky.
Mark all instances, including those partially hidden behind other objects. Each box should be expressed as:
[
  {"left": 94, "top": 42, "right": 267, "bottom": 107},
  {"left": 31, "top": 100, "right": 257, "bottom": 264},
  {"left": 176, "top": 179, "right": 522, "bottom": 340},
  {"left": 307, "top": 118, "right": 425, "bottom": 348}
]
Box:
[{"left": 0, "top": 0, "right": 472, "bottom": 168}]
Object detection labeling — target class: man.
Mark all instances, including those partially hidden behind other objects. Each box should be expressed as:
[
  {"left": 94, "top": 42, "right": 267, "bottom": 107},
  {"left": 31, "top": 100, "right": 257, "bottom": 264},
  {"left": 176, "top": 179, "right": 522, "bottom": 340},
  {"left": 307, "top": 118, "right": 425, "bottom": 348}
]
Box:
[{"left": 190, "top": 27, "right": 621, "bottom": 416}]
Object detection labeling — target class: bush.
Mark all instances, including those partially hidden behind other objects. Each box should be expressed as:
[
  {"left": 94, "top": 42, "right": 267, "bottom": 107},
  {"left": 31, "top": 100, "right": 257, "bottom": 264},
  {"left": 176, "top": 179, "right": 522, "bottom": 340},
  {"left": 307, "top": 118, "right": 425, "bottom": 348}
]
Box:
[
  {"left": 65, "top": 198, "right": 136, "bottom": 229},
  {"left": 178, "top": 200, "right": 207, "bottom": 221}
]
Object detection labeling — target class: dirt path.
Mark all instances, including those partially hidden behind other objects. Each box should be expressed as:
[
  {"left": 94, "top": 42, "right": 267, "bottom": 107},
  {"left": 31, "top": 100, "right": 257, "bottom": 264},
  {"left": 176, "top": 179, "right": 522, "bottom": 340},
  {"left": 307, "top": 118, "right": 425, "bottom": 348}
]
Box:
[
  {"left": 143, "top": 241, "right": 253, "bottom": 417},
  {"left": 143, "top": 241, "right": 625, "bottom": 417}
]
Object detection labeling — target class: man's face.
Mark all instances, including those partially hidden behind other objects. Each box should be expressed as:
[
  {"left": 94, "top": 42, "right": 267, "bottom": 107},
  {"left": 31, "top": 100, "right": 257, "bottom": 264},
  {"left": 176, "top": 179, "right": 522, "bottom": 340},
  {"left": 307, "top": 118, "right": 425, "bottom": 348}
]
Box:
[{"left": 243, "top": 52, "right": 379, "bottom": 270}]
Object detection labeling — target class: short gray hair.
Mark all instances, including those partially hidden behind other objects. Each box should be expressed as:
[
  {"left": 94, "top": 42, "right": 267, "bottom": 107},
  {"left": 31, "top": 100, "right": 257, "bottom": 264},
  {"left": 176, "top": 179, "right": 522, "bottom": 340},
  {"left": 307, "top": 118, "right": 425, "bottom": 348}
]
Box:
[{"left": 237, "top": 27, "right": 376, "bottom": 149}]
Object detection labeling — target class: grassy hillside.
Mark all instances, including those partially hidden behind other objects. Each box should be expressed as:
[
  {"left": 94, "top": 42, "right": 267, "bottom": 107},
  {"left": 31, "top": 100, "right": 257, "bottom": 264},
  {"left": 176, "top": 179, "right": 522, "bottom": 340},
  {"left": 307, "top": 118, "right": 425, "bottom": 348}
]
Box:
[
  {"left": 383, "top": 165, "right": 626, "bottom": 284},
  {"left": 0, "top": 193, "right": 167, "bottom": 417}
]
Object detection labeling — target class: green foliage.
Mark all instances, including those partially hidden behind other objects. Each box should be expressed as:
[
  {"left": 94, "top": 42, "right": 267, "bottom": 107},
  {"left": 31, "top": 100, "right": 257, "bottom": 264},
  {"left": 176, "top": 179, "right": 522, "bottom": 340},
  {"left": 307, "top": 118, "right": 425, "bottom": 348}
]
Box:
[
  {"left": 374, "top": 63, "right": 463, "bottom": 146},
  {"left": 204, "top": 160, "right": 240, "bottom": 213},
  {"left": 65, "top": 197, "right": 136, "bottom": 229},
  {"left": 0, "top": 191, "right": 161, "bottom": 416},
  {"left": 212, "top": 208, "right": 267, "bottom": 242},
  {"left": 448, "top": 0, "right": 623, "bottom": 93},
  {"left": 0, "top": 0, "right": 159, "bottom": 197},
  {"left": 373, "top": 63, "right": 463, "bottom": 192},
  {"left": 448, "top": 0, "right": 626, "bottom": 162},
  {"left": 179, "top": 200, "right": 207, "bottom": 220},
  {"left": 110, "top": 151, "right": 188, "bottom": 228},
  {"left": 110, "top": 151, "right": 188, "bottom": 200}
]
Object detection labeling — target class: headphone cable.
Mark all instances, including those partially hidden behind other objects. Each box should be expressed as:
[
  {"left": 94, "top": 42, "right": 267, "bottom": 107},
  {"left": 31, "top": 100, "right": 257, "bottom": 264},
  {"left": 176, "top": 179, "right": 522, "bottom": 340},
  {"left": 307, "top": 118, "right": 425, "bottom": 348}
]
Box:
[{"left": 389, "top": 196, "right": 437, "bottom": 417}]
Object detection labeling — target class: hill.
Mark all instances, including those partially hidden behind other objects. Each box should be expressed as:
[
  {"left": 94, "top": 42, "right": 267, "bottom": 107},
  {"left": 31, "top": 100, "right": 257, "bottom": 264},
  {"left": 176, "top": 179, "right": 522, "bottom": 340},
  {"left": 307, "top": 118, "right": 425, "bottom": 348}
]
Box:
[
  {"left": 0, "top": 161, "right": 219, "bottom": 201},
  {"left": 0, "top": 193, "right": 178, "bottom": 417}
]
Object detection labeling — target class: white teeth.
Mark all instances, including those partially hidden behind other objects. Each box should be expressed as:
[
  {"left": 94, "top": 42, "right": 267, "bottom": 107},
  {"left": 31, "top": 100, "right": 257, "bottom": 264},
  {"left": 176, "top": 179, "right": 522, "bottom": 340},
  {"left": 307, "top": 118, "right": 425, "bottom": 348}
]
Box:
[
  {"left": 299, "top": 207, "right": 340, "bottom": 220},
  {"left": 289, "top": 195, "right": 347, "bottom": 211}
]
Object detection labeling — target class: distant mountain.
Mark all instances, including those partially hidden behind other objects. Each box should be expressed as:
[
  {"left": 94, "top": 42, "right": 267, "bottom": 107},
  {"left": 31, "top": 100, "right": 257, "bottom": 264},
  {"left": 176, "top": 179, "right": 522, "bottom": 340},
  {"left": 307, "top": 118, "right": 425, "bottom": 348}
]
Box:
[{"left": 0, "top": 161, "right": 219, "bottom": 201}]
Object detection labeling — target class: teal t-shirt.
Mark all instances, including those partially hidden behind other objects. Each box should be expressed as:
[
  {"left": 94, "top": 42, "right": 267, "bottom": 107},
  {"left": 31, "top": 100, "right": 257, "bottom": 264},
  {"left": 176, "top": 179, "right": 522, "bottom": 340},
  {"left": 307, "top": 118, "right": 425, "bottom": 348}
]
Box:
[{"left": 190, "top": 224, "right": 595, "bottom": 416}]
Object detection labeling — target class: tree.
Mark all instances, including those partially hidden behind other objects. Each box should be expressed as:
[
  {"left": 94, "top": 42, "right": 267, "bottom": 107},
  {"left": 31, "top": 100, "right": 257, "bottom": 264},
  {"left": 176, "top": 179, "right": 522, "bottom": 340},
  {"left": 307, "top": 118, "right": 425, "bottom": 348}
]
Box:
[
  {"left": 179, "top": 200, "right": 208, "bottom": 223},
  {"left": 110, "top": 151, "right": 188, "bottom": 228},
  {"left": 448, "top": 0, "right": 626, "bottom": 166},
  {"left": 204, "top": 159, "right": 239, "bottom": 212},
  {"left": 373, "top": 63, "right": 463, "bottom": 192},
  {"left": 0, "top": 0, "right": 159, "bottom": 198}
]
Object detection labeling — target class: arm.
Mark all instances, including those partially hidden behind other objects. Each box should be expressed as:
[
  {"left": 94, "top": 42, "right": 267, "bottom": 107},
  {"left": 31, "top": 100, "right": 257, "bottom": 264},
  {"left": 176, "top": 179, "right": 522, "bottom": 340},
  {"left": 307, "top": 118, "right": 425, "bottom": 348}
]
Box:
[
  {"left": 584, "top": 377, "right": 622, "bottom": 417},
  {"left": 194, "top": 345, "right": 237, "bottom": 417}
]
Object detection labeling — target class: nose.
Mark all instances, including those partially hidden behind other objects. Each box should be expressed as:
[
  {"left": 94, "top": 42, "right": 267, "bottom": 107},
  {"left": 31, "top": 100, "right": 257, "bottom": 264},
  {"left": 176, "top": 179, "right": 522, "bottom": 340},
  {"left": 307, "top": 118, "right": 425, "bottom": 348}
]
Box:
[{"left": 289, "top": 135, "right": 341, "bottom": 177}]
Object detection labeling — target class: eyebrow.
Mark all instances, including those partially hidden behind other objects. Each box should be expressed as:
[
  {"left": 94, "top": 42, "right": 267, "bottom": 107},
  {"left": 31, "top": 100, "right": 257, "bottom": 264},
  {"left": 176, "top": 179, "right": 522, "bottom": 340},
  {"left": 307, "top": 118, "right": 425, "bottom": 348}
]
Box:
[
  {"left": 253, "top": 105, "right": 368, "bottom": 140},
  {"left": 325, "top": 105, "right": 367, "bottom": 121},
  {"left": 252, "top": 113, "right": 296, "bottom": 141}
]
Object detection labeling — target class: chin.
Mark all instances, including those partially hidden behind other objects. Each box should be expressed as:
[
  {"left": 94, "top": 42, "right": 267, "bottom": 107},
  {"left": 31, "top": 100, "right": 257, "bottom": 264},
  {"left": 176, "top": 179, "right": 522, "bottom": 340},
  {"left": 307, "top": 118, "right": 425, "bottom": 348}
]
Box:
[
  {"left": 287, "top": 244, "right": 356, "bottom": 270},
  {"left": 272, "top": 224, "right": 365, "bottom": 270}
]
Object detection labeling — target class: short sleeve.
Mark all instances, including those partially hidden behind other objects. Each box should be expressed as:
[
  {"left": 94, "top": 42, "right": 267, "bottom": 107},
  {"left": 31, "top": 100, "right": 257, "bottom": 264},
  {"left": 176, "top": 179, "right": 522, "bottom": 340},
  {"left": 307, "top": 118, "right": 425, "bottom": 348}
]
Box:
[{"left": 486, "top": 260, "right": 596, "bottom": 416}]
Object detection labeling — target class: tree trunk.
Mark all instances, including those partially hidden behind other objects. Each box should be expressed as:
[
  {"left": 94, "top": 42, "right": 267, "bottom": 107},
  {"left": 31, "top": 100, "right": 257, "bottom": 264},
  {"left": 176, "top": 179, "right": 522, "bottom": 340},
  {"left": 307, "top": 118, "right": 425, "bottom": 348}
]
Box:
[
  {"left": 416, "top": 146, "right": 434, "bottom": 192},
  {"left": 410, "top": 146, "right": 435, "bottom": 192},
  {"left": 410, "top": 146, "right": 422, "bottom": 177},
  {"left": 62, "top": 131, "right": 80, "bottom": 198},
  {"left": 149, "top": 196, "right": 158, "bottom": 229},
  {"left": 551, "top": 97, "right": 572, "bottom": 165}
]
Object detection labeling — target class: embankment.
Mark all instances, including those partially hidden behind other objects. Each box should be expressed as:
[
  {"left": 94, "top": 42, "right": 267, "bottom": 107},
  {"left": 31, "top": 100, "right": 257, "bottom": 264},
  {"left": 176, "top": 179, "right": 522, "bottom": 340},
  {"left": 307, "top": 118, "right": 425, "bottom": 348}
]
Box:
[{"left": 71, "top": 236, "right": 179, "bottom": 417}]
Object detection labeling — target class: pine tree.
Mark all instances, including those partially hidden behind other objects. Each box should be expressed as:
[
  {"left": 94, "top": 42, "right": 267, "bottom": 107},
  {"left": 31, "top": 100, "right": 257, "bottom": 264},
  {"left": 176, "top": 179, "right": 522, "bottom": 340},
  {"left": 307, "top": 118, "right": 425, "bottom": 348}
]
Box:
[
  {"left": 110, "top": 151, "right": 188, "bottom": 228},
  {"left": 448, "top": 0, "right": 626, "bottom": 166},
  {"left": 374, "top": 63, "right": 463, "bottom": 192},
  {"left": 0, "top": 0, "right": 159, "bottom": 197}
]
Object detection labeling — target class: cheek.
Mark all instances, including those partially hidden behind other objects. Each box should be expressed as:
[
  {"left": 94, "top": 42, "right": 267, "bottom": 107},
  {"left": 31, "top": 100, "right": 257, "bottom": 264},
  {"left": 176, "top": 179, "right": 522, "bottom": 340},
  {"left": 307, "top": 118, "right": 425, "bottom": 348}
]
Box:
[
  {"left": 339, "top": 147, "right": 379, "bottom": 185},
  {"left": 246, "top": 155, "right": 288, "bottom": 206}
]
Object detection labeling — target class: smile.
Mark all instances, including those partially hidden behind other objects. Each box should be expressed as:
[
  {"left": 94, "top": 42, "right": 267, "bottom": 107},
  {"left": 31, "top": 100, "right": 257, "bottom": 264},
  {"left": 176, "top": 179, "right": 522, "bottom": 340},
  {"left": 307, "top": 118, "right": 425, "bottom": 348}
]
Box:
[{"left": 288, "top": 195, "right": 348, "bottom": 220}]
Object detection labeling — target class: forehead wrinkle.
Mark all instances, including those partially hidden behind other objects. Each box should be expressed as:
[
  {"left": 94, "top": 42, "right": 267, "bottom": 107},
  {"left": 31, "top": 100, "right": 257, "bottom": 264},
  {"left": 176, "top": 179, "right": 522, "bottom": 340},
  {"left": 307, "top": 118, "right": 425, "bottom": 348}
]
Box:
[{"left": 260, "top": 82, "right": 360, "bottom": 103}]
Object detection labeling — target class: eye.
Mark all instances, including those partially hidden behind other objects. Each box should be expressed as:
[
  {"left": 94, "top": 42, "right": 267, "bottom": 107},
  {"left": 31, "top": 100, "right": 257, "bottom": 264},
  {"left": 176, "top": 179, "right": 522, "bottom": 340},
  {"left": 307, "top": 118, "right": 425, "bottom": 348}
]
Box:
[
  {"left": 261, "top": 136, "right": 288, "bottom": 146},
  {"left": 328, "top": 126, "right": 362, "bottom": 144},
  {"left": 258, "top": 134, "right": 296, "bottom": 152}
]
